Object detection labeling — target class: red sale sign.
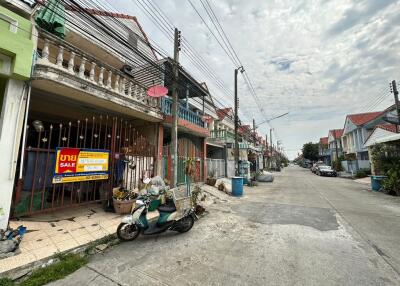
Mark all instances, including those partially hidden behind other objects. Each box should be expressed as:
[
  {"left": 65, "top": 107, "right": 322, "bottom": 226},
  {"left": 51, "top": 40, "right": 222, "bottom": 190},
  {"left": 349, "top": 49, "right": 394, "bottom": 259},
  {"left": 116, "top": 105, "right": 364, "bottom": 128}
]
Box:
[{"left": 56, "top": 148, "right": 80, "bottom": 173}]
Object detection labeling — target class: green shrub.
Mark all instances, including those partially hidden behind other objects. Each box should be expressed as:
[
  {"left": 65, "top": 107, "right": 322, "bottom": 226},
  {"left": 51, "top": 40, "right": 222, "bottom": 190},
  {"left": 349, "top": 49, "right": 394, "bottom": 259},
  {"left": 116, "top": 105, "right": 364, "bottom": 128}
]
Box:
[
  {"left": 382, "top": 162, "right": 400, "bottom": 196},
  {"left": 332, "top": 160, "right": 343, "bottom": 172},
  {"left": 0, "top": 278, "right": 14, "bottom": 286},
  {"left": 20, "top": 253, "right": 88, "bottom": 286},
  {"left": 355, "top": 168, "right": 371, "bottom": 178}
]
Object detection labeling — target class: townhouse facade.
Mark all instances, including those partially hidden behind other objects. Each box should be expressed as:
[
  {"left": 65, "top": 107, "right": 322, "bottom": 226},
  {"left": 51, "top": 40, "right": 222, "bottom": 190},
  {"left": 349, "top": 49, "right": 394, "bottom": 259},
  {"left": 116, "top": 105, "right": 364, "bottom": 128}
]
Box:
[
  {"left": 10, "top": 4, "right": 164, "bottom": 221},
  {"left": 327, "top": 129, "right": 343, "bottom": 163},
  {"left": 0, "top": 0, "right": 216, "bottom": 228},
  {"left": 0, "top": 1, "right": 35, "bottom": 230},
  {"left": 341, "top": 112, "right": 384, "bottom": 171},
  {"left": 318, "top": 137, "right": 329, "bottom": 165}
]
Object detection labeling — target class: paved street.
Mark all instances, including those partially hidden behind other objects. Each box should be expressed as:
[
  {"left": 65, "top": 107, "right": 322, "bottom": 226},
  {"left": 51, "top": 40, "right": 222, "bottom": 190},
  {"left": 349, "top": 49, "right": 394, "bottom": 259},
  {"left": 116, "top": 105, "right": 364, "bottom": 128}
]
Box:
[{"left": 50, "top": 166, "right": 400, "bottom": 286}]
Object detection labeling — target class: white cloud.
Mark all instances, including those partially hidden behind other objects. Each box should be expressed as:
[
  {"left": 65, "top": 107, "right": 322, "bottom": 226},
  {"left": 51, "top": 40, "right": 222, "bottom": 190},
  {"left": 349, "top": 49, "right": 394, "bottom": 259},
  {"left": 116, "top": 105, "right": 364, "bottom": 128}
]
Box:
[{"left": 109, "top": 0, "right": 400, "bottom": 159}]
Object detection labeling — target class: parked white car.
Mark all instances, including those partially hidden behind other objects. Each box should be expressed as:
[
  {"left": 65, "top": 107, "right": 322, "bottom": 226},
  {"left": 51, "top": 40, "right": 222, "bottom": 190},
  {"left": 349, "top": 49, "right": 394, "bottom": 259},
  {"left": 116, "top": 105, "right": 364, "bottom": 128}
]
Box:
[{"left": 316, "top": 165, "right": 337, "bottom": 177}]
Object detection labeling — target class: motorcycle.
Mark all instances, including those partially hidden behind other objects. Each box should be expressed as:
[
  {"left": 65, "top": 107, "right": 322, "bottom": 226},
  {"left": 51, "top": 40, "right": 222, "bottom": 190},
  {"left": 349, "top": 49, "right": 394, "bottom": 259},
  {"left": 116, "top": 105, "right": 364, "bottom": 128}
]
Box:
[{"left": 116, "top": 189, "right": 196, "bottom": 241}]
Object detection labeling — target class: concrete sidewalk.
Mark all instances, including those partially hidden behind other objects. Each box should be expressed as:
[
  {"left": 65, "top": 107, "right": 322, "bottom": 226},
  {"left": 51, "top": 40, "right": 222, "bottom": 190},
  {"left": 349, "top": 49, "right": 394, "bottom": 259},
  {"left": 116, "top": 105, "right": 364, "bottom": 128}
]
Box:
[
  {"left": 353, "top": 176, "right": 372, "bottom": 186},
  {"left": 0, "top": 204, "right": 122, "bottom": 276}
]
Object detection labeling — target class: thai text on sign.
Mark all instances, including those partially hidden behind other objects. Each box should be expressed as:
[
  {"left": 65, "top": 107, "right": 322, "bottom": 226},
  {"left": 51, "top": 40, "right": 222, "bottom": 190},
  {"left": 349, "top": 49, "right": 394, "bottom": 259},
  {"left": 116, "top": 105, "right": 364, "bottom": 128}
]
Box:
[{"left": 53, "top": 148, "right": 110, "bottom": 183}]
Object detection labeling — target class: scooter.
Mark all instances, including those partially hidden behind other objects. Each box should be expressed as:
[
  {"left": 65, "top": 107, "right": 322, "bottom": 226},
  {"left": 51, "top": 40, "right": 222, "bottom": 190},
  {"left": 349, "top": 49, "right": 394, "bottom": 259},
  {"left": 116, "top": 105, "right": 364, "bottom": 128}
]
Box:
[{"left": 116, "top": 190, "right": 196, "bottom": 241}]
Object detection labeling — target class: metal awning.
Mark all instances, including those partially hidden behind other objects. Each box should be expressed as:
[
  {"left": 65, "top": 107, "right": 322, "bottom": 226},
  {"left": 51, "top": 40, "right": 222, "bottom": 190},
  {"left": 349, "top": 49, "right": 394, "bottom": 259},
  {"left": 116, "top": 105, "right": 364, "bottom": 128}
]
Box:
[
  {"left": 374, "top": 133, "right": 400, "bottom": 144},
  {"left": 35, "top": 0, "right": 66, "bottom": 38}
]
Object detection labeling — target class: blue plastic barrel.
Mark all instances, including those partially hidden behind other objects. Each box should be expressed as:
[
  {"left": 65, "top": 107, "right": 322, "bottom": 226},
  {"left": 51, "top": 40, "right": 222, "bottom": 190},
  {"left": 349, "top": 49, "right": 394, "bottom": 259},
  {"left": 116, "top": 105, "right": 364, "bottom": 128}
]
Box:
[
  {"left": 232, "top": 177, "right": 243, "bottom": 196},
  {"left": 371, "top": 175, "right": 387, "bottom": 191}
]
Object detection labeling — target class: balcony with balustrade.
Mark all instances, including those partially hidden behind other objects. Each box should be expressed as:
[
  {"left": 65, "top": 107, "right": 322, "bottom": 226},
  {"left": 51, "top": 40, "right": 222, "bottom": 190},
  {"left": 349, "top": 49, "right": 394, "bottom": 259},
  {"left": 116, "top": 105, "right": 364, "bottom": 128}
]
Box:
[
  {"left": 209, "top": 129, "right": 235, "bottom": 143},
  {"left": 32, "top": 30, "right": 163, "bottom": 122},
  {"left": 160, "top": 97, "right": 209, "bottom": 137}
]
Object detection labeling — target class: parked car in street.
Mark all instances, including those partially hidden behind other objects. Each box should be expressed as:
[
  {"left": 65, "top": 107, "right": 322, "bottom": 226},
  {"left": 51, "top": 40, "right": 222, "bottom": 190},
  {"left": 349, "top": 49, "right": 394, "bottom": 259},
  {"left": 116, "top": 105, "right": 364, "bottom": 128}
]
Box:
[
  {"left": 311, "top": 161, "right": 325, "bottom": 173},
  {"left": 316, "top": 165, "right": 337, "bottom": 177}
]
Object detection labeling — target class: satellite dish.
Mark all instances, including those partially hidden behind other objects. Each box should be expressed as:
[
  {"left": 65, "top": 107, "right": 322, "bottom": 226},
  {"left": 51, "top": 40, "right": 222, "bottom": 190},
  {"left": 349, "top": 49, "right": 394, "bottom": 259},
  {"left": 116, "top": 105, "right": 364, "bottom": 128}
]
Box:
[{"left": 147, "top": 85, "right": 168, "bottom": 98}]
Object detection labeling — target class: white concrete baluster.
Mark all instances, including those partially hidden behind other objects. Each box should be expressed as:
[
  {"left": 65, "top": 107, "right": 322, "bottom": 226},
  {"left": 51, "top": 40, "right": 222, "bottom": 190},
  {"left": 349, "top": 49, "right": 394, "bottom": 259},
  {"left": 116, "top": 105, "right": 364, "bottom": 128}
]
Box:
[
  {"left": 68, "top": 51, "right": 75, "bottom": 73},
  {"left": 137, "top": 86, "right": 142, "bottom": 101},
  {"left": 106, "top": 71, "right": 112, "bottom": 89},
  {"left": 114, "top": 74, "right": 120, "bottom": 92},
  {"left": 133, "top": 84, "right": 138, "bottom": 99},
  {"left": 127, "top": 81, "right": 132, "bottom": 97},
  {"left": 120, "top": 77, "right": 126, "bottom": 95},
  {"left": 79, "top": 57, "right": 86, "bottom": 78},
  {"left": 139, "top": 88, "right": 145, "bottom": 103},
  {"left": 98, "top": 67, "right": 105, "bottom": 86},
  {"left": 42, "top": 38, "right": 50, "bottom": 62},
  {"left": 56, "top": 46, "right": 64, "bottom": 67},
  {"left": 90, "top": 62, "right": 96, "bottom": 81}
]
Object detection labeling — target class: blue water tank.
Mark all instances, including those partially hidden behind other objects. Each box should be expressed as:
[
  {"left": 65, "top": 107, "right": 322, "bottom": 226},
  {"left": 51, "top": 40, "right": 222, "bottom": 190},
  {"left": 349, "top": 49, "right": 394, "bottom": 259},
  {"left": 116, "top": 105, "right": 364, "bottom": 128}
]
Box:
[
  {"left": 232, "top": 177, "right": 243, "bottom": 196},
  {"left": 371, "top": 175, "right": 386, "bottom": 191}
]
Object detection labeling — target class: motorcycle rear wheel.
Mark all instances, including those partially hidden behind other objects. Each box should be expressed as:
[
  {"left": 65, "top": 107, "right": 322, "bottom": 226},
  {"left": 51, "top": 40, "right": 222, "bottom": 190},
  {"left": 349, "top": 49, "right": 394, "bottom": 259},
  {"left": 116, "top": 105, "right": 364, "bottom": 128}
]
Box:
[
  {"left": 117, "top": 223, "right": 140, "bottom": 241},
  {"left": 175, "top": 216, "right": 195, "bottom": 233}
]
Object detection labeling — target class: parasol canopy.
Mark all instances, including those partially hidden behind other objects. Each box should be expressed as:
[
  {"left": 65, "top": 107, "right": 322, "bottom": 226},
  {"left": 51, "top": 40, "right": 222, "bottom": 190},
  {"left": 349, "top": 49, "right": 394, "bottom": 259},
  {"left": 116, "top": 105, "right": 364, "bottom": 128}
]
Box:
[{"left": 147, "top": 85, "right": 168, "bottom": 98}]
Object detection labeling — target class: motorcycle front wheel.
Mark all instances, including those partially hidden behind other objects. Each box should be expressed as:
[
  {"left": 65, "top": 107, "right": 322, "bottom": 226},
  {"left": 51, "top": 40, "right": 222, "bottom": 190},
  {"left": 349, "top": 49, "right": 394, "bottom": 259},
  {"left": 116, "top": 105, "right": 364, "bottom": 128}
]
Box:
[
  {"left": 175, "top": 216, "right": 195, "bottom": 233},
  {"left": 117, "top": 223, "right": 140, "bottom": 241}
]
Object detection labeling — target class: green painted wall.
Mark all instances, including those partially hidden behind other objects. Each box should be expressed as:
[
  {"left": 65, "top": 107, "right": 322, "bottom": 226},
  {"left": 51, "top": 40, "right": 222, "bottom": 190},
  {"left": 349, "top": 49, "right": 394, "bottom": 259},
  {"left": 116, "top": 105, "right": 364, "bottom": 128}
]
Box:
[{"left": 0, "top": 6, "right": 34, "bottom": 80}]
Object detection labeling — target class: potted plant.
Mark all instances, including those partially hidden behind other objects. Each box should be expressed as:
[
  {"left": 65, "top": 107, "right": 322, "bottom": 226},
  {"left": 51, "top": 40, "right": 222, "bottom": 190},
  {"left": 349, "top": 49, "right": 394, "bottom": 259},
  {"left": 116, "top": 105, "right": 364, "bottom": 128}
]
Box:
[
  {"left": 206, "top": 169, "right": 217, "bottom": 186},
  {"left": 112, "top": 181, "right": 138, "bottom": 214}
]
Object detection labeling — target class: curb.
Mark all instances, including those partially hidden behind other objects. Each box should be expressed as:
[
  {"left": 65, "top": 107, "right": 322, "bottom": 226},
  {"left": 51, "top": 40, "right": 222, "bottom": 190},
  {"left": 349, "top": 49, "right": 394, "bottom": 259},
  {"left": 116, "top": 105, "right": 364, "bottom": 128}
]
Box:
[{"left": 1, "top": 234, "right": 118, "bottom": 281}]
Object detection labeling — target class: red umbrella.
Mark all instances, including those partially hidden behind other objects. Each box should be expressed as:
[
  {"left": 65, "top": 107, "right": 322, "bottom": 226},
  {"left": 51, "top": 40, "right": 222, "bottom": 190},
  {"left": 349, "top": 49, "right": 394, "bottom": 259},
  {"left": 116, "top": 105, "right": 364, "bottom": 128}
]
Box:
[
  {"left": 147, "top": 85, "right": 168, "bottom": 98},
  {"left": 201, "top": 115, "right": 213, "bottom": 123}
]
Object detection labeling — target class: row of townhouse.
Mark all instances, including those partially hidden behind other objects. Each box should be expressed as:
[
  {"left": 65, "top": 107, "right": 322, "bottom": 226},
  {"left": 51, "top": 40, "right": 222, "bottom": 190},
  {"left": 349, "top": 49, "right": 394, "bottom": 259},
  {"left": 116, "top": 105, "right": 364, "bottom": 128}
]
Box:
[
  {"left": 318, "top": 105, "right": 399, "bottom": 173},
  {"left": 206, "top": 107, "right": 267, "bottom": 178},
  {"left": 0, "top": 0, "right": 266, "bottom": 230}
]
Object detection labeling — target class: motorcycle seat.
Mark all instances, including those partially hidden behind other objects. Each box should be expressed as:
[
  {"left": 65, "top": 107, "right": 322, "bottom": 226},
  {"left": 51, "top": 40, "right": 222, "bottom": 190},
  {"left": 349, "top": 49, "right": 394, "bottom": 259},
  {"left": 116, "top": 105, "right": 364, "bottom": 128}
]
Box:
[{"left": 157, "top": 204, "right": 176, "bottom": 213}]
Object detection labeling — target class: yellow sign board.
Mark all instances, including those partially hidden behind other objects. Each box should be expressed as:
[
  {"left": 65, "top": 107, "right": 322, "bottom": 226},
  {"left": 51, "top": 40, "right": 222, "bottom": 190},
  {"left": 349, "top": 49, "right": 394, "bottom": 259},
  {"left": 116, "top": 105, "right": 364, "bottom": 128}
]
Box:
[{"left": 53, "top": 148, "right": 110, "bottom": 184}]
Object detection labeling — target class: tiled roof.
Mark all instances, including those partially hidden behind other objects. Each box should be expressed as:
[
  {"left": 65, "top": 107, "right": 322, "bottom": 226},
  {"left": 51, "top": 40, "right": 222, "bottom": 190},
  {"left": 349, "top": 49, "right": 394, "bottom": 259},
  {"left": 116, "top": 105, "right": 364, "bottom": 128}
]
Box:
[
  {"left": 238, "top": 125, "right": 251, "bottom": 135},
  {"left": 62, "top": 5, "right": 157, "bottom": 59},
  {"left": 329, "top": 129, "right": 343, "bottom": 138},
  {"left": 319, "top": 137, "right": 328, "bottom": 145},
  {"left": 347, "top": 112, "right": 382, "bottom": 126},
  {"left": 376, "top": 124, "right": 397, "bottom": 133},
  {"left": 216, "top": 108, "right": 233, "bottom": 120}
]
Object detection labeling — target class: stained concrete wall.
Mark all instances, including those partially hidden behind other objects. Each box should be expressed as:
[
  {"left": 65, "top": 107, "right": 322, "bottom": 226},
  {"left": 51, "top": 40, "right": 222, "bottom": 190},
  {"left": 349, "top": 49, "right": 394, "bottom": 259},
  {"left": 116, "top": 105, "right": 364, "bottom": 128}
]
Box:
[{"left": 0, "top": 79, "right": 26, "bottom": 230}]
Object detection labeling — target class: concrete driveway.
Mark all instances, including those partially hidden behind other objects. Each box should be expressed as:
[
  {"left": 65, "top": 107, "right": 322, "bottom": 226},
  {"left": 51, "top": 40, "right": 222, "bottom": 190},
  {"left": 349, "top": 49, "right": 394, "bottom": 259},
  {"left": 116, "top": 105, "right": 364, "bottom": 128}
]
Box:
[{"left": 49, "top": 166, "right": 400, "bottom": 285}]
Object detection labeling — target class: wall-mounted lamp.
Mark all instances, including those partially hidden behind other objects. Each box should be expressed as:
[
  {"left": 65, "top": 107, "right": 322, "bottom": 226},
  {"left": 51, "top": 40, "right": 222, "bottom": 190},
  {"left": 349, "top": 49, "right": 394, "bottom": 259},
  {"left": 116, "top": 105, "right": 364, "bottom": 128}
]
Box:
[{"left": 32, "top": 120, "right": 44, "bottom": 132}]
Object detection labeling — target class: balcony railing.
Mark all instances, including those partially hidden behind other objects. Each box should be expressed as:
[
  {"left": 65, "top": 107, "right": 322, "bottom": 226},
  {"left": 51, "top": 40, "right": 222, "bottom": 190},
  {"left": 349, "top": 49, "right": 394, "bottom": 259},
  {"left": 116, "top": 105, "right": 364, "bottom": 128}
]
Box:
[
  {"left": 35, "top": 31, "right": 159, "bottom": 109},
  {"left": 160, "top": 97, "right": 204, "bottom": 128},
  {"left": 210, "top": 129, "right": 235, "bottom": 142}
]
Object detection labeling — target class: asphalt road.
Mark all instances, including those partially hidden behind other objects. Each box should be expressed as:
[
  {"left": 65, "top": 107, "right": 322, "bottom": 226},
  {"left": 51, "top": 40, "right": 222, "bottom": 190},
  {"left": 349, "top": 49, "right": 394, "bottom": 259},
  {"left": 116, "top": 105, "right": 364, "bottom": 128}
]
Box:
[{"left": 49, "top": 166, "right": 400, "bottom": 285}]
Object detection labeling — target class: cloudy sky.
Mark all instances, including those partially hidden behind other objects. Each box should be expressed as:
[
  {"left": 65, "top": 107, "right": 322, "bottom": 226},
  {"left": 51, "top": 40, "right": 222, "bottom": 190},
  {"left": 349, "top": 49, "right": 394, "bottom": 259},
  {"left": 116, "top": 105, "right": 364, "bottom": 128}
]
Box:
[{"left": 110, "top": 0, "right": 400, "bottom": 159}]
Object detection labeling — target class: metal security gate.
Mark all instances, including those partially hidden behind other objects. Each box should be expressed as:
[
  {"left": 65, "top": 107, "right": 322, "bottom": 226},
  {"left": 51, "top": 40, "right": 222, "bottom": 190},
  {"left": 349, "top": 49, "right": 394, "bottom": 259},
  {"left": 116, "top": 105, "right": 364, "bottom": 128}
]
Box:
[
  {"left": 162, "top": 137, "right": 203, "bottom": 185},
  {"left": 206, "top": 158, "right": 225, "bottom": 178},
  {"left": 13, "top": 116, "right": 155, "bottom": 217}
]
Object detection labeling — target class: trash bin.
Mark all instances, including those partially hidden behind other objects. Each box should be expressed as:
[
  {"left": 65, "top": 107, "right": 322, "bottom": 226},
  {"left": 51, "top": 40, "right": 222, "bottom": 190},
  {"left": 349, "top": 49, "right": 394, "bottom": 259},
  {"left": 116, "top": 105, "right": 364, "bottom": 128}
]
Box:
[
  {"left": 232, "top": 177, "right": 243, "bottom": 197},
  {"left": 370, "top": 175, "right": 387, "bottom": 191}
]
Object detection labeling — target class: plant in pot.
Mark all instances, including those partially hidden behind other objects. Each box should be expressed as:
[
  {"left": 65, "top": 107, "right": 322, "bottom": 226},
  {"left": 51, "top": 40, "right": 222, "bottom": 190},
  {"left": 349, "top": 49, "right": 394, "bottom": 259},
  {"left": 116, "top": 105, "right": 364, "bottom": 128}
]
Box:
[
  {"left": 206, "top": 169, "right": 217, "bottom": 186},
  {"left": 112, "top": 181, "right": 138, "bottom": 214}
]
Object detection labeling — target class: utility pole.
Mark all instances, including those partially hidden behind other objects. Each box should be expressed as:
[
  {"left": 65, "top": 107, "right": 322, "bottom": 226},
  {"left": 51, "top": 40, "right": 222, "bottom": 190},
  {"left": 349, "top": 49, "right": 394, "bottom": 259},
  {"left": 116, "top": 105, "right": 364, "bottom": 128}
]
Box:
[
  {"left": 334, "top": 129, "right": 339, "bottom": 162},
  {"left": 252, "top": 119, "right": 256, "bottom": 144},
  {"left": 234, "top": 66, "right": 244, "bottom": 176},
  {"left": 390, "top": 80, "right": 400, "bottom": 133},
  {"left": 269, "top": 128, "right": 273, "bottom": 169},
  {"left": 264, "top": 134, "right": 268, "bottom": 169},
  {"left": 252, "top": 119, "right": 257, "bottom": 170},
  {"left": 171, "top": 28, "right": 181, "bottom": 187}
]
